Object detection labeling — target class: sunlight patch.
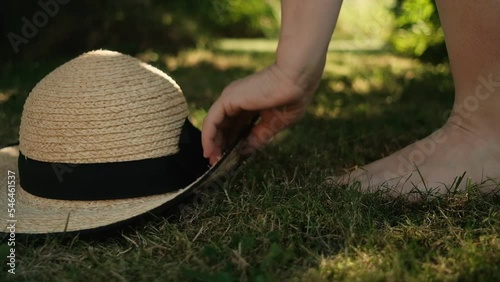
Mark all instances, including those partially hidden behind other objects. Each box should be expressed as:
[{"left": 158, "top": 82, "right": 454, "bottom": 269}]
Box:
[{"left": 0, "top": 89, "right": 16, "bottom": 103}]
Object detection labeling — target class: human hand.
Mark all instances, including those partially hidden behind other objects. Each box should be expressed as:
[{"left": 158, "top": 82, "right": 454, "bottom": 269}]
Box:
[
  {"left": 201, "top": 0, "right": 342, "bottom": 165},
  {"left": 201, "top": 63, "right": 319, "bottom": 165}
]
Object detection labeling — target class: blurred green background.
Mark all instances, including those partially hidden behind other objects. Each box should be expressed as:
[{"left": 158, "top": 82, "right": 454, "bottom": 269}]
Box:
[{"left": 1, "top": 0, "right": 446, "bottom": 64}]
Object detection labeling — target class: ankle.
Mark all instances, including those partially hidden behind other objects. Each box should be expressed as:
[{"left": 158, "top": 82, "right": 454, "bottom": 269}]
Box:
[{"left": 446, "top": 109, "right": 500, "bottom": 142}]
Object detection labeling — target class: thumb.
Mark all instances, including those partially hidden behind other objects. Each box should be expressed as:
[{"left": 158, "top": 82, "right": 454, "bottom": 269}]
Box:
[{"left": 240, "top": 117, "right": 283, "bottom": 155}]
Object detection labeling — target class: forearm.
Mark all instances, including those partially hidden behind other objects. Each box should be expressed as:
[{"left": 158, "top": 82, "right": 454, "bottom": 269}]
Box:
[{"left": 276, "top": 0, "right": 342, "bottom": 90}]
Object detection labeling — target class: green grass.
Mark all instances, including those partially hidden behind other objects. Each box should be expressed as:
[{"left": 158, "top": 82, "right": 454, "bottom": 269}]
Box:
[{"left": 1, "top": 41, "right": 500, "bottom": 281}]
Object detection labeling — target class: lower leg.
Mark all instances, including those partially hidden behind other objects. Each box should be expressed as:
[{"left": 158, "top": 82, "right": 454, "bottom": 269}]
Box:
[
  {"left": 438, "top": 0, "right": 500, "bottom": 136},
  {"left": 338, "top": 1, "right": 500, "bottom": 198}
]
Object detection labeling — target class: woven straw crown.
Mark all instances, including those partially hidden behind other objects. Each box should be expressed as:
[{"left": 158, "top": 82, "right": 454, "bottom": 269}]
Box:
[{"left": 19, "top": 50, "right": 189, "bottom": 163}]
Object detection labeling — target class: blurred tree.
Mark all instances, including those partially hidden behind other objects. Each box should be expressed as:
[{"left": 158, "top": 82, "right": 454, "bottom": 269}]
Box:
[
  {"left": 390, "top": 0, "right": 447, "bottom": 63},
  {"left": 0, "top": 0, "right": 278, "bottom": 63},
  {"left": 1, "top": 0, "right": 449, "bottom": 64},
  {"left": 199, "top": 0, "right": 278, "bottom": 38}
]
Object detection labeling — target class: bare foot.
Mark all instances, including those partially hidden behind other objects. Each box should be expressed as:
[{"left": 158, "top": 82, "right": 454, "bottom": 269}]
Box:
[
  {"left": 336, "top": 121, "right": 500, "bottom": 200},
  {"left": 330, "top": 0, "right": 500, "bottom": 201}
]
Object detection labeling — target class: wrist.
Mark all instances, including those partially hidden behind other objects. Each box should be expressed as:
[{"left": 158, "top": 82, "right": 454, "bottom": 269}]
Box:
[{"left": 275, "top": 43, "right": 327, "bottom": 93}]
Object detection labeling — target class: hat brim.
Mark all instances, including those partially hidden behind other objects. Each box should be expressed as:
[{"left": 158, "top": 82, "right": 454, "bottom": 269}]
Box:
[{"left": 0, "top": 140, "right": 243, "bottom": 234}]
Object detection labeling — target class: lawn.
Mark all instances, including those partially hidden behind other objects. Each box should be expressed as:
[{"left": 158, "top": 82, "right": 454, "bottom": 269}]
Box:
[{"left": 1, "top": 39, "right": 500, "bottom": 281}]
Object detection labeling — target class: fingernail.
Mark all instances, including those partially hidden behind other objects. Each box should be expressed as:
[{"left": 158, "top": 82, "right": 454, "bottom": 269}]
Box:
[{"left": 203, "top": 150, "right": 210, "bottom": 158}]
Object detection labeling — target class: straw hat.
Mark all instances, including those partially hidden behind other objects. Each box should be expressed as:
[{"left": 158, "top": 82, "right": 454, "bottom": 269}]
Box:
[{"left": 0, "top": 50, "right": 246, "bottom": 234}]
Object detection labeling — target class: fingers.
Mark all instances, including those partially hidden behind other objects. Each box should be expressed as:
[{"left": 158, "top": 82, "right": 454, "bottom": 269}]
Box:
[
  {"left": 202, "top": 78, "right": 257, "bottom": 164},
  {"left": 208, "top": 129, "right": 223, "bottom": 165},
  {"left": 202, "top": 99, "right": 225, "bottom": 159},
  {"left": 203, "top": 103, "right": 255, "bottom": 165},
  {"left": 202, "top": 92, "right": 250, "bottom": 165},
  {"left": 240, "top": 112, "right": 288, "bottom": 155},
  {"left": 242, "top": 122, "right": 275, "bottom": 154}
]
